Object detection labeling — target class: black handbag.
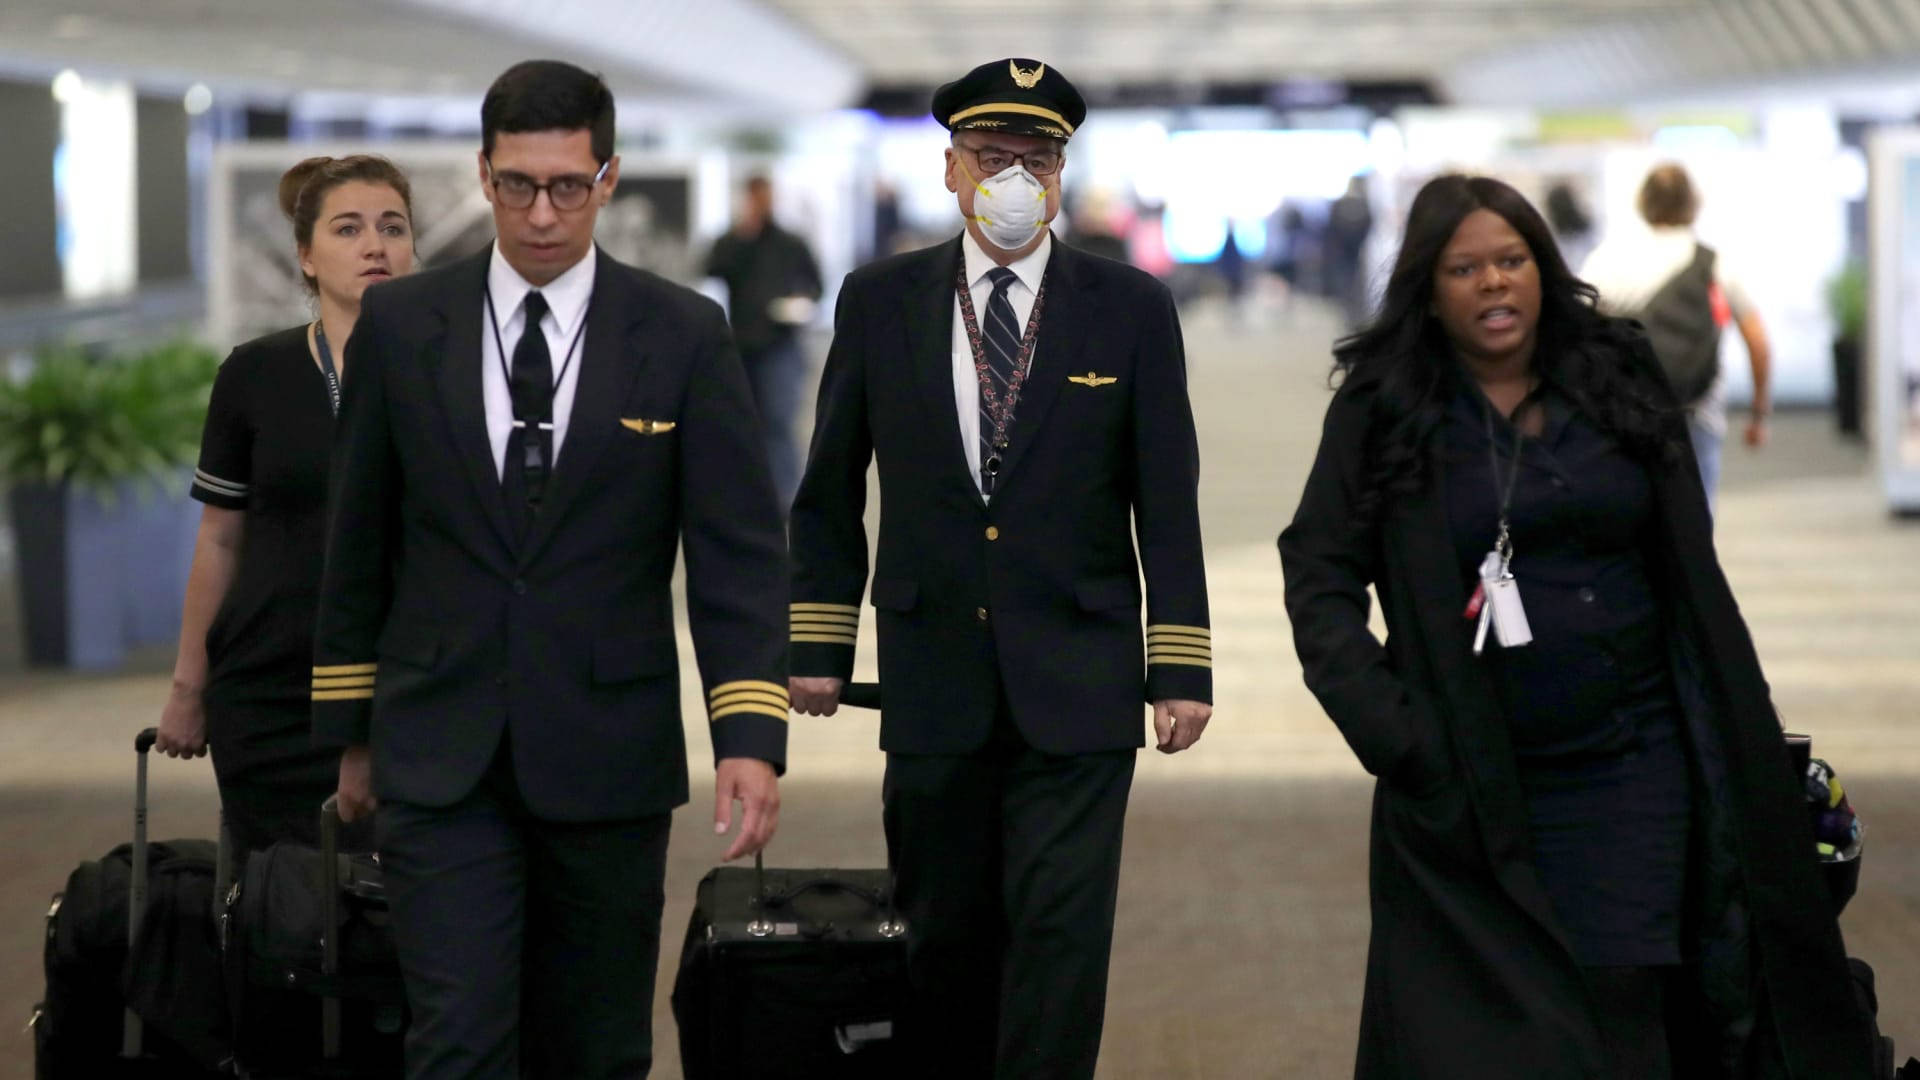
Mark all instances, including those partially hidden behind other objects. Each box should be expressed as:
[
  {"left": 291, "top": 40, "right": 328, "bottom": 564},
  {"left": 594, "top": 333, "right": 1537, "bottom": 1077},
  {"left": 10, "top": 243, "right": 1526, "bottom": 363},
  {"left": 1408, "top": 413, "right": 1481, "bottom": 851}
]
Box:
[{"left": 222, "top": 798, "right": 405, "bottom": 1077}]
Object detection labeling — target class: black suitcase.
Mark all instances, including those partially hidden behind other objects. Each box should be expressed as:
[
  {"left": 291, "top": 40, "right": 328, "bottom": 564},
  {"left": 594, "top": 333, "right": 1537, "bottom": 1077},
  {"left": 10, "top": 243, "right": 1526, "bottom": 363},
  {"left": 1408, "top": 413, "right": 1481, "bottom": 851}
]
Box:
[
  {"left": 222, "top": 796, "right": 406, "bottom": 1078},
  {"left": 31, "top": 729, "right": 231, "bottom": 1079},
  {"left": 671, "top": 855, "right": 910, "bottom": 1079}
]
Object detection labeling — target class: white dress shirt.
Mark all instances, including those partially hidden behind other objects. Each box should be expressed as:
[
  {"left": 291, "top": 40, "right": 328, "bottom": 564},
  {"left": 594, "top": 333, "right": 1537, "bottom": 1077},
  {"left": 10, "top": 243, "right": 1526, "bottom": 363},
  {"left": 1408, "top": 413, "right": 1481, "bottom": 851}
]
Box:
[
  {"left": 951, "top": 229, "right": 1052, "bottom": 497},
  {"left": 483, "top": 242, "right": 597, "bottom": 479}
]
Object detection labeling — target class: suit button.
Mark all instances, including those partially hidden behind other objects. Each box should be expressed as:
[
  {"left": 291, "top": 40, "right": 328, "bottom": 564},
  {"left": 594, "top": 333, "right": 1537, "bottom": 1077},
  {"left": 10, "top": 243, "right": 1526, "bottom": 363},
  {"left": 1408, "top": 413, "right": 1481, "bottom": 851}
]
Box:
[
  {"left": 976, "top": 607, "right": 989, "bottom": 622},
  {"left": 513, "top": 579, "right": 528, "bottom": 595},
  {"left": 494, "top": 674, "right": 507, "bottom": 687},
  {"left": 985, "top": 526, "right": 999, "bottom": 541},
  {"left": 1578, "top": 587, "right": 1596, "bottom": 603}
]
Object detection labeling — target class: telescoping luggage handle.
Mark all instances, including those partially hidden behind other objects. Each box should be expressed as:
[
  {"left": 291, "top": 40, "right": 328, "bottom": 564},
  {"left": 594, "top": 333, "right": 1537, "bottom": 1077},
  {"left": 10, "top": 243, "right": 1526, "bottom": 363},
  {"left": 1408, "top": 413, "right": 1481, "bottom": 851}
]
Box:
[
  {"left": 126, "top": 729, "right": 236, "bottom": 1062},
  {"left": 320, "top": 794, "right": 346, "bottom": 1060},
  {"left": 744, "top": 683, "right": 903, "bottom": 940}
]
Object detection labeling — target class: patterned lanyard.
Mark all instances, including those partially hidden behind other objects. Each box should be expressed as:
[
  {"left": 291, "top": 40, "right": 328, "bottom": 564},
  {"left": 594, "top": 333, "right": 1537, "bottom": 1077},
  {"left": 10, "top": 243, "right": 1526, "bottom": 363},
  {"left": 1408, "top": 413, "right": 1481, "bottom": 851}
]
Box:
[
  {"left": 955, "top": 257, "right": 1048, "bottom": 486},
  {"left": 312, "top": 321, "right": 342, "bottom": 417}
]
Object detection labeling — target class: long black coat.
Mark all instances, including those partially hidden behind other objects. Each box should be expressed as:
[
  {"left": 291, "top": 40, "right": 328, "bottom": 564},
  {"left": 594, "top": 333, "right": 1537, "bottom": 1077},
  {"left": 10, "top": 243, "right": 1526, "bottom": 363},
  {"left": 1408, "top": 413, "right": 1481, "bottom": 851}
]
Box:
[{"left": 1278, "top": 355, "right": 1874, "bottom": 1078}]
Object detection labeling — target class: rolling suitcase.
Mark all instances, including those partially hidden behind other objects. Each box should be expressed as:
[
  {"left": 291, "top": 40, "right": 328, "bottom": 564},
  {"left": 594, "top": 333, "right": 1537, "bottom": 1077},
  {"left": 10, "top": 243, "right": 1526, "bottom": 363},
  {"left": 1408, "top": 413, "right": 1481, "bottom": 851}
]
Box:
[
  {"left": 671, "top": 680, "right": 910, "bottom": 1078},
  {"left": 30, "top": 728, "right": 232, "bottom": 1079},
  {"left": 671, "top": 853, "right": 909, "bottom": 1079}
]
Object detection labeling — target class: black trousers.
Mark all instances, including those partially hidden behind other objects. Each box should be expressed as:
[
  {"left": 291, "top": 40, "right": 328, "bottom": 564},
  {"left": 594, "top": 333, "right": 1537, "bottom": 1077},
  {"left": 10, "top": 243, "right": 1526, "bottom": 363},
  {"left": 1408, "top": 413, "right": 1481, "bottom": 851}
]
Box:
[
  {"left": 375, "top": 744, "right": 672, "bottom": 1080},
  {"left": 883, "top": 710, "right": 1136, "bottom": 1080}
]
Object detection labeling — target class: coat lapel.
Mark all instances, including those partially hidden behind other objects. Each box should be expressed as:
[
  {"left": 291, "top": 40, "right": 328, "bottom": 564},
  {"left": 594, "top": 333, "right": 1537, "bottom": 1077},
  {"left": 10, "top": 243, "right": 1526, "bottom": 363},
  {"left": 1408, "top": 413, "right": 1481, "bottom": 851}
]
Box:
[
  {"left": 991, "top": 237, "right": 1088, "bottom": 493},
  {"left": 904, "top": 237, "right": 984, "bottom": 507},
  {"left": 519, "top": 251, "right": 648, "bottom": 565},
  {"left": 1388, "top": 445, "right": 1569, "bottom": 945},
  {"left": 430, "top": 253, "right": 515, "bottom": 556}
]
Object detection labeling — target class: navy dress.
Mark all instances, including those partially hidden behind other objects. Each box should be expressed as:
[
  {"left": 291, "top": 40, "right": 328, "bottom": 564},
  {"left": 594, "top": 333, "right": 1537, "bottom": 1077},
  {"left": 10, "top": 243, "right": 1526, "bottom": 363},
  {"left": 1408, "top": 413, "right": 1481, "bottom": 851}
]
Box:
[{"left": 1442, "top": 377, "right": 1692, "bottom": 968}]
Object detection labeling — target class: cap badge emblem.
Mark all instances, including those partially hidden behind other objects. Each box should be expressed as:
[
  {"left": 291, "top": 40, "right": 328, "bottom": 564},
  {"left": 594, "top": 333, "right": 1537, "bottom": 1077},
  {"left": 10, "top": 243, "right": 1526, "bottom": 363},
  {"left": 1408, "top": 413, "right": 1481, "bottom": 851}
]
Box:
[{"left": 1010, "top": 61, "right": 1045, "bottom": 90}]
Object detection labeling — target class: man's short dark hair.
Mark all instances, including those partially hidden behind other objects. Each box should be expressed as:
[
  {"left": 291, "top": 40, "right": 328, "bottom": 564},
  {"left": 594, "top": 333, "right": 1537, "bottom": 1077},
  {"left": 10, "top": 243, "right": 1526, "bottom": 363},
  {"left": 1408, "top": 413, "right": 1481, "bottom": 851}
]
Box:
[{"left": 482, "top": 60, "right": 615, "bottom": 163}]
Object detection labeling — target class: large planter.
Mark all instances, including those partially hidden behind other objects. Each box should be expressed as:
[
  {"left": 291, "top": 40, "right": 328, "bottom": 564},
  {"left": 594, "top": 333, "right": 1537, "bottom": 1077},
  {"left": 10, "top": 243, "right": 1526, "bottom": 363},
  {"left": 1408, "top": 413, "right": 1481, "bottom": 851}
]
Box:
[
  {"left": 1833, "top": 336, "right": 1863, "bottom": 438},
  {"left": 10, "top": 473, "right": 199, "bottom": 670}
]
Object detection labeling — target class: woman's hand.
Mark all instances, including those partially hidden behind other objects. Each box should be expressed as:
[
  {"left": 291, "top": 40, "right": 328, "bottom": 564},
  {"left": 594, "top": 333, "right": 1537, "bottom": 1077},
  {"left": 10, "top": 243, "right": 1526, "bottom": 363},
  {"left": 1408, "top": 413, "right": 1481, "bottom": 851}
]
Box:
[{"left": 155, "top": 685, "right": 209, "bottom": 759}]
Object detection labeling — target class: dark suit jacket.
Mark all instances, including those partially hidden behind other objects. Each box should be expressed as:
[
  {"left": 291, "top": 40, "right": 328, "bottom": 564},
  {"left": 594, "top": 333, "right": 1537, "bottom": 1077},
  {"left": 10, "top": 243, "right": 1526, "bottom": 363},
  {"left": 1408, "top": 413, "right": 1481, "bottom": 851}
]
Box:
[
  {"left": 311, "top": 249, "right": 789, "bottom": 822},
  {"left": 1278, "top": 339, "right": 1873, "bottom": 1077},
  {"left": 789, "top": 235, "right": 1210, "bottom": 755}
]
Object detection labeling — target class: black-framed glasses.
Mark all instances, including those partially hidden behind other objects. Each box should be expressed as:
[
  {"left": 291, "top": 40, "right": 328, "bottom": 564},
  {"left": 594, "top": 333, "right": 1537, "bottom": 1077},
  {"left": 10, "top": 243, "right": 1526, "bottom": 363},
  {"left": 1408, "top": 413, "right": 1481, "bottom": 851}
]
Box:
[
  {"left": 960, "top": 142, "right": 1063, "bottom": 178},
  {"left": 487, "top": 159, "right": 610, "bottom": 211}
]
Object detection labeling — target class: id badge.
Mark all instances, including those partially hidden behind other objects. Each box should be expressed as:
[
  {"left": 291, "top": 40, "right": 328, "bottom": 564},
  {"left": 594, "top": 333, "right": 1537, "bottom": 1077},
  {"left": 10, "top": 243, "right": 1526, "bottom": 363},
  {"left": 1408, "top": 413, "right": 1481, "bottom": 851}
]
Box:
[{"left": 1487, "top": 577, "right": 1533, "bottom": 648}]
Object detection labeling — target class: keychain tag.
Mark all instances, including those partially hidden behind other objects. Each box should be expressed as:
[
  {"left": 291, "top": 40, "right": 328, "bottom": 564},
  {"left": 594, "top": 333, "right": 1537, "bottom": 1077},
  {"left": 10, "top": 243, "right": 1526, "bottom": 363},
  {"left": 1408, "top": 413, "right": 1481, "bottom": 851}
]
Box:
[
  {"left": 1487, "top": 574, "right": 1533, "bottom": 648},
  {"left": 1471, "top": 550, "right": 1501, "bottom": 656}
]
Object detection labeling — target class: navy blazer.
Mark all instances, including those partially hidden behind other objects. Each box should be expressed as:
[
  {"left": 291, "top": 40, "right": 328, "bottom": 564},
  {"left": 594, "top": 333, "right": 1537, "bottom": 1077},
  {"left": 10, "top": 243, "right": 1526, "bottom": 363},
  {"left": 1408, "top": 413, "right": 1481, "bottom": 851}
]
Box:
[
  {"left": 789, "top": 235, "right": 1210, "bottom": 755},
  {"left": 312, "top": 249, "right": 789, "bottom": 821}
]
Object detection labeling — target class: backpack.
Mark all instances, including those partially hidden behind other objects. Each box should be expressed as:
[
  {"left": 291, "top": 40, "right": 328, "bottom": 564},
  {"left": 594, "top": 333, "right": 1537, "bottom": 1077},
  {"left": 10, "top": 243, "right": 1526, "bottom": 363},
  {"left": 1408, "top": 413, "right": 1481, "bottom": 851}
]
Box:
[{"left": 1633, "top": 243, "right": 1723, "bottom": 406}]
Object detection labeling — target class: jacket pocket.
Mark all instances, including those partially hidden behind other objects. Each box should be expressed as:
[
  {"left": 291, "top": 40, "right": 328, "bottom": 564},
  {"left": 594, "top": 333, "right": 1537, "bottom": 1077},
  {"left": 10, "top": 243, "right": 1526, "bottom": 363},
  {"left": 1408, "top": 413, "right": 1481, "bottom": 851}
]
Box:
[
  {"left": 591, "top": 634, "right": 678, "bottom": 684},
  {"left": 375, "top": 619, "right": 439, "bottom": 669},
  {"left": 870, "top": 578, "right": 919, "bottom": 612},
  {"left": 1074, "top": 576, "right": 1141, "bottom": 612}
]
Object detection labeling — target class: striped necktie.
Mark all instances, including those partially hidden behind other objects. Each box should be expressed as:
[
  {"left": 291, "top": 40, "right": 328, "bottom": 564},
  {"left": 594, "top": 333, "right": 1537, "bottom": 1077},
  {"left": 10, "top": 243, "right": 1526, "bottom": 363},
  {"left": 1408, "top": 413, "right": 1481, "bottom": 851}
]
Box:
[{"left": 978, "top": 266, "right": 1022, "bottom": 486}]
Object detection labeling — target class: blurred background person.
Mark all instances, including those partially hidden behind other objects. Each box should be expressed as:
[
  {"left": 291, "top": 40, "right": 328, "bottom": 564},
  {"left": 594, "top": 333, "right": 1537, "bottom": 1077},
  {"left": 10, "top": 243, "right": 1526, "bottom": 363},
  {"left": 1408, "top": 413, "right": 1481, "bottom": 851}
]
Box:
[
  {"left": 704, "top": 174, "right": 824, "bottom": 511},
  {"left": 1581, "top": 162, "right": 1772, "bottom": 512},
  {"left": 153, "top": 154, "right": 414, "bottom": 854},
  {"left": 1545, "top": 179, "right": 1597, "bottom": 269},
  {"left": 1280, "top": 174, "right": 1873, "bottom": 1079},
  {"left": 1325, "top": 174, "right": 1375, "bottom": 328}
]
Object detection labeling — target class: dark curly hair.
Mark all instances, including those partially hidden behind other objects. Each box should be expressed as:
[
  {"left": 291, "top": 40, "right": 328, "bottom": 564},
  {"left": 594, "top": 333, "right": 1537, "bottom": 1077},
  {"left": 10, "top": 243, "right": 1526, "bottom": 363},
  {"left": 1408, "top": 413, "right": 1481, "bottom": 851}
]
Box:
[{"left": 1332, "top": 174, "right": 1681, "bottom": 523}]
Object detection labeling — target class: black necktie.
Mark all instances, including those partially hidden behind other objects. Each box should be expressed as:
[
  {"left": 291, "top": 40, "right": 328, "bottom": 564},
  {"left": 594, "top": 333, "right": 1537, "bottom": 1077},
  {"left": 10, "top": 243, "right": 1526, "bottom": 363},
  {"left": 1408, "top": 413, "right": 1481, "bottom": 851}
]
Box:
[
  {"left": 978, "top": 267, "right": 1021, "bottom": 490},
  {"left": 503, "top": 290, "right": 552, "bottom": 542}
]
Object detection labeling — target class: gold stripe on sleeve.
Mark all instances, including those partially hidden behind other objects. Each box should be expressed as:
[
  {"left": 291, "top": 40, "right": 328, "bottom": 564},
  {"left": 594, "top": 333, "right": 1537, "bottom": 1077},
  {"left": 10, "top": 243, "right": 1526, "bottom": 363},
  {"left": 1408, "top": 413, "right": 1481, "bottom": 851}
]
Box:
[
  {"left": 710, "top": 702, "right": 793, "bottom": 723},
  {"left": 312, "top": 688, "right": 377, "bottom": 701}
]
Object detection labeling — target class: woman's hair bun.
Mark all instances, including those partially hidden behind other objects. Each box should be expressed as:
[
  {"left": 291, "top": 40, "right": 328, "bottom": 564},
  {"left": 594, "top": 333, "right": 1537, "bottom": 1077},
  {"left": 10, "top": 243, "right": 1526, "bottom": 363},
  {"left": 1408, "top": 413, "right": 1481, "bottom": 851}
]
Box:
[{"left": 277, "top": 156, "right": 336, "bottom": 220}]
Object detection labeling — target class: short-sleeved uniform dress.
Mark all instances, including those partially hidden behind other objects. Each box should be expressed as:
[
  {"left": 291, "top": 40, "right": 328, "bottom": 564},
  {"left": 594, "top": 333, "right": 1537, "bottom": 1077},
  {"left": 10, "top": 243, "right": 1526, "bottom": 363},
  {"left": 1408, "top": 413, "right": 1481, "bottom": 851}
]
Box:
[
  {"left": 1442, "top": 376, "right": 1692, "bottom": 968},
  {"left": 191, "top": 324, "right": 357, "bottom": 854}
]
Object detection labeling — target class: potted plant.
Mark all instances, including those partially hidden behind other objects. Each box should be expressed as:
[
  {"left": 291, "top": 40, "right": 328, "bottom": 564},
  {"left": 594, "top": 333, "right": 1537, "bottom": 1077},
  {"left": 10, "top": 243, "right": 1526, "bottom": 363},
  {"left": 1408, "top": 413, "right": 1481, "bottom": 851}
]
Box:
[
  {"left": 0, "top": 340, "right": 219, "bottom": 668},
  {"left": 1827, "top": 262, "right": 1867, "bottom": 438}
]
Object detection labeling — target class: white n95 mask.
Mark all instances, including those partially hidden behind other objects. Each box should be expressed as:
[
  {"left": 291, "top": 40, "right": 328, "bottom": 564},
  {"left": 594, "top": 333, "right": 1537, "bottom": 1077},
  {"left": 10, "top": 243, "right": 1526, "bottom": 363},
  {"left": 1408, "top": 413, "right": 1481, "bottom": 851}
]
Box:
[{"left": 964, "top": 163, "right": 1050, "bottom": 251}]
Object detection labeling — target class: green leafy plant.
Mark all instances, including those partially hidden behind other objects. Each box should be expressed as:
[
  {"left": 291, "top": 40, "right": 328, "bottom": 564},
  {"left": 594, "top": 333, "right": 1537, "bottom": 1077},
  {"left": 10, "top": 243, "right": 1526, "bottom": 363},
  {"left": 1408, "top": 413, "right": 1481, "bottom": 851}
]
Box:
[
  {"left": 0, "top": 339, "right": 219, "bottom": 497},
  {"left": 1827, "top": 262, "right": 1866, "bottom": 344}
]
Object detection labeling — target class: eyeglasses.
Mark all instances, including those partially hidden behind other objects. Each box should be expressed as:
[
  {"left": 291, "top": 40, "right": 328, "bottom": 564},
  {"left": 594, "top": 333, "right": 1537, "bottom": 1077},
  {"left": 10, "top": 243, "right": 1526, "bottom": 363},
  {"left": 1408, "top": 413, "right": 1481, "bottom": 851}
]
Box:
[
  {"left": 960, "top": 143, "right": 1063, "bottom": 178},
  {"left": 487, "top": 159, "right": 610, "bottom": 211}
]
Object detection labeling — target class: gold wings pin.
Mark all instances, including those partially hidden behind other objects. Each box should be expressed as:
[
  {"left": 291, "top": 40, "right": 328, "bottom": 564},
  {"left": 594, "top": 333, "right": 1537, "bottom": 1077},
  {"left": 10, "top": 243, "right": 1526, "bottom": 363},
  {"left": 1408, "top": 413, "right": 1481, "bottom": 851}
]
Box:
[
  {"left": 1010, "top": 61, "right": 1045, "bottom": 89},
  {"left": 620, "top": 418, "right": 678, "bottom": 435},
  {"left": 1067, "top": 372, "right": 1118, "bottom": 388}
]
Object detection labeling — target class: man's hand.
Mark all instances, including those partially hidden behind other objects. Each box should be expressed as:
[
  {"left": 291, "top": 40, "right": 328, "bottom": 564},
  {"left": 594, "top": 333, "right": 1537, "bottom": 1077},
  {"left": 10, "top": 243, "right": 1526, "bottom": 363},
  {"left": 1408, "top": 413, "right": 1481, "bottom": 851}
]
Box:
[
  {"left": 714, "top": 758, "right": 780, "bottom": 862},
  {"left": 155, "top": 685, "right": 209, "bottom": 759},
  {"left": 1745, "top": 415, "right": 1769, "bottom": 449},
  {"left": 790, "top": 676, "right": 844, "bottom": 717},
  {"left": 1153, "top": 699, "right": 1212, "bottom": 754},
  {"left": 335, "top": 745, "right": 378, "bottom": 823}
]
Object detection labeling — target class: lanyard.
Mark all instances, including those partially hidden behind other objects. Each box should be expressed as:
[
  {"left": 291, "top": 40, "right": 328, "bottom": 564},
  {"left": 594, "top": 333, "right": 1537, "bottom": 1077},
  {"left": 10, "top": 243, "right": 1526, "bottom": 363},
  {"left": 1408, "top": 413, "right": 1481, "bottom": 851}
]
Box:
[
  {"left": 1480, "top": 391, "right": 1531, "bottom": 562},
  {"left": 956, "top": 258, "right": 1048, "bottom": 493},
  {"left": 312, "top": 321, "right": 342, "bottom": 418},
  {"left": 484, "top": 287, "right": 590, "bottom": 428}
]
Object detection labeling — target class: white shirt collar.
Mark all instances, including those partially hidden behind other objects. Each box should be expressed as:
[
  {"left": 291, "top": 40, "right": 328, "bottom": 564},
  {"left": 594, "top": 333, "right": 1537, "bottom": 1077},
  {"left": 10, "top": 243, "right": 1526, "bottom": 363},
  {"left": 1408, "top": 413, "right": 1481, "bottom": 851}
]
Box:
[
  {"left": 961, "top": 228, "right": 1052, "bottom": 294},
  {"left": 487, "top": 241, "right": 597, "bottom": 338}
]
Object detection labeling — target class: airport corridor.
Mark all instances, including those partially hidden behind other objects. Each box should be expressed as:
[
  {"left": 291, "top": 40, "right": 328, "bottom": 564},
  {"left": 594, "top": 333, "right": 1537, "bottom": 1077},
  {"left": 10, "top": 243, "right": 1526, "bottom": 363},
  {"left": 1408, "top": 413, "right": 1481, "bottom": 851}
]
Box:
[{"left": 2, "top": 301, "right": 1916, "bottom": 1078}]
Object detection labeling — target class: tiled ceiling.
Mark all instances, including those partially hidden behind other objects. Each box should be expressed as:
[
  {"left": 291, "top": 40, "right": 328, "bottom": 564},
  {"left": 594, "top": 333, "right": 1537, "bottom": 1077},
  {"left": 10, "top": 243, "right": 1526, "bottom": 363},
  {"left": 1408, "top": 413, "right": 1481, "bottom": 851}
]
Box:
[
  {"left": 763, "top": 0, "right": 1920, "bottom": 106},
  {"left": 0, "top": 0, "right": 858, "bottom": 108},
  {"left": 761, "top": 0, "right": 1690, "bottom": 85}
]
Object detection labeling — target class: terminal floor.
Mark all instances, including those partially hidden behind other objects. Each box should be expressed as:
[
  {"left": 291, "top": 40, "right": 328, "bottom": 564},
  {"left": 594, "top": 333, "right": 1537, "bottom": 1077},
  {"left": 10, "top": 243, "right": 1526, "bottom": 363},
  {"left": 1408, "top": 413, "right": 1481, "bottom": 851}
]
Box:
[{"left": 2, "top": 301, "right": 1915, "bottom": 1077}]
